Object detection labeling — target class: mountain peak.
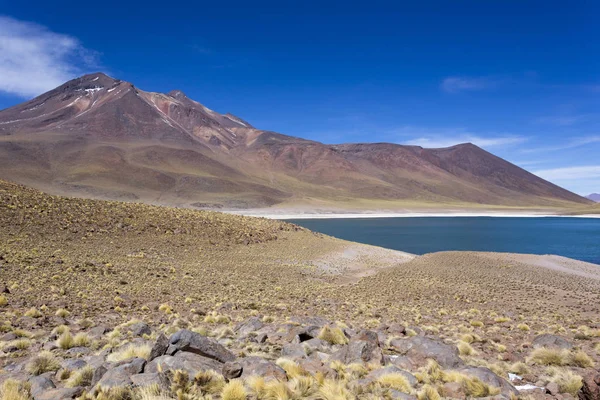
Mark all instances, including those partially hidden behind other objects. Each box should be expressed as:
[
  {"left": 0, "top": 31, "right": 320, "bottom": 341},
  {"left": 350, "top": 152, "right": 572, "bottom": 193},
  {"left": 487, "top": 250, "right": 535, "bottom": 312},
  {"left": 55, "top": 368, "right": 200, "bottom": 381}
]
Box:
[
  {"left": 586, "top": 193, "right": 600, "bottom": 202},
  {"left": 167, "top": 90, "right": 188, "bottom": 100}
]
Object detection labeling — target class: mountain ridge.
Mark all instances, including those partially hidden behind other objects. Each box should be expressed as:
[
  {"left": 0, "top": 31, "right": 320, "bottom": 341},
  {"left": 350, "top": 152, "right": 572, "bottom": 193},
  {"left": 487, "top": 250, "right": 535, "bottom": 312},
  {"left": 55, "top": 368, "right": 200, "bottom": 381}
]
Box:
[{"left": 0, "top": 72, "right": 592, "bottom": 210}]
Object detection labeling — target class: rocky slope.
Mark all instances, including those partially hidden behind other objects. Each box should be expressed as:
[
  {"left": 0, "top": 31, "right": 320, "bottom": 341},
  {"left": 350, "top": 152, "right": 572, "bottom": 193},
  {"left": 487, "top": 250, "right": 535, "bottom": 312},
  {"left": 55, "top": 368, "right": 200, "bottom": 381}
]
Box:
[
  {"left": 0, "top": 180, "right": 599, "bottom": 399},
  {"left": 0, "top": 73, "right": 591, "bottom": 210}
]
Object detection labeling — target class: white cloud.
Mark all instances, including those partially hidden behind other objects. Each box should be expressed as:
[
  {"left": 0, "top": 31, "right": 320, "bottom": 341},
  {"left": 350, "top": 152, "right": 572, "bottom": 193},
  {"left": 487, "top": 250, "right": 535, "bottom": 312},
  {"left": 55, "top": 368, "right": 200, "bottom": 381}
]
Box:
[
  {"left": 533, "top": 166, "right": 600, "bottom": 181},
  {"left": 532, "top": 166, "right": 600, "bottom": 195},
  {"left": 0, "top": 15, "right": 99, "bottom": 98},
  {"left": 441, "top": 76, "right": 496, "bottom": 93},
  {"left": 395, "top": 127, "right": 527, "bottom": 149},
  {"left": 520, "top": 135, "right": 600, "bottom": 154}
]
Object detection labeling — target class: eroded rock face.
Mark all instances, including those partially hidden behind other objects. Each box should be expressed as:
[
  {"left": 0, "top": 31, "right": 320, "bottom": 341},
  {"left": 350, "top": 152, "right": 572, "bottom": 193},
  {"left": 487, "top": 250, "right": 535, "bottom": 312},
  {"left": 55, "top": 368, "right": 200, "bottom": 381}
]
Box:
[
  {"left": 458, "top": 367, "right": 519, "bottom": 396},
  {"left": 145, "top": 352, "right": 223, "bottom": 377},
  {"left": 238, "top": 356, "right": 287, "bottom": 381},
  {"left": 532, "top": 334, "right": 574, "bottom": 350},
  {"left": 167, "top": 329, "right": 235, "bottom": 363},
  {"left": 579, "top": 371, "right": 600, "bottom": 400},
  {"left": 389, "top": 336, "right": 464, "bottom": 369}
]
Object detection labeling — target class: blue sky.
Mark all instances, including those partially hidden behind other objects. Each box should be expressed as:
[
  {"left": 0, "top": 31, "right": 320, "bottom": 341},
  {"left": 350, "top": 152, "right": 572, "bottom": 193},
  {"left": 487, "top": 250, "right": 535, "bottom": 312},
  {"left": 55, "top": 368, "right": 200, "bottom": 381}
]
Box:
[{"left": 0, "top": 1, "right": 599, "bottom": 195}]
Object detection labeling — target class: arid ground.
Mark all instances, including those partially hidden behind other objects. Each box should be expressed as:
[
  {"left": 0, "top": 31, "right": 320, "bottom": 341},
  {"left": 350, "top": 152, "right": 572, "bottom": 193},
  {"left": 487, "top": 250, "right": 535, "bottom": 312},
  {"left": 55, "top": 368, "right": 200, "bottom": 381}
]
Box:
[{"left": 0, "top": 180, "right": 599, "bottom": 399}]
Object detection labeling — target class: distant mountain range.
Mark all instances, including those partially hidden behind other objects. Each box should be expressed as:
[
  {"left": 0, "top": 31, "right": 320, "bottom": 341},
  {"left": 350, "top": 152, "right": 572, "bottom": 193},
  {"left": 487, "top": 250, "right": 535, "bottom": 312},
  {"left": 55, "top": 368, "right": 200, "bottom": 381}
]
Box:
[
  {"left": 0, "top": 73, "right": 592, "bottom": 210},
  {"left": 587, "top": 193, "right": 600, "bottom": 202}
]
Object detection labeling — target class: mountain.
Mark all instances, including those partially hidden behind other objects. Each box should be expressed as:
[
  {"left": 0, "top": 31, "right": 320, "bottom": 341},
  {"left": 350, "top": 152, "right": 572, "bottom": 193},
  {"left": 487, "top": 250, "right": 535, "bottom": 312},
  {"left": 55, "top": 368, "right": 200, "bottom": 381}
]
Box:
[
  {"left": 0, "top": 72, "right": 592, "bottom": 210},
  {"left": 586, "top": 193, "right": 600, "bottom": 202}
]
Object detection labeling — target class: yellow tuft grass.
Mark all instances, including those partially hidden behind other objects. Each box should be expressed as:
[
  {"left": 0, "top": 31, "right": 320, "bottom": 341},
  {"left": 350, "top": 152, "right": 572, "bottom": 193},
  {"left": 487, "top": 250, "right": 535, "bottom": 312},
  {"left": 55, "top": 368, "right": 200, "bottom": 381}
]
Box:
[
  {"left": 0, "top": 379, "right": 31, "bottom": 400},
  {"left": 65, "top": 366, "right": 94, "bottom": 388},
  {"left": 527, "top": 347, "right": 569, "bottom": 366},
  {"left": 546, "top": 367, "right": 583, "bottom": 395},
  {"left": 221, "top": 380, "right": 247, "bottom": 400},
  {"left": 377, "top": 373, "right": 413, "bottom": 393},
  {"left": 107, "top": 344, "right": 152, "bottom": 362},
  {"left": 318, "top": 326, "right": 348, "bottom": 345},
  {"left": 25, "top": 351, "right": 60, "bottom": 375}
]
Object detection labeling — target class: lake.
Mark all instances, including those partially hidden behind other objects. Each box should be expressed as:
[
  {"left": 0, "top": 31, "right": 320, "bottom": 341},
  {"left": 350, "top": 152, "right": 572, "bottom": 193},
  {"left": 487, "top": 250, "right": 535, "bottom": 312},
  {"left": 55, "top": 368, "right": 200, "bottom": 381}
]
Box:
[{"left": 287, "top": 217, "right": 600, "bottom": 265}]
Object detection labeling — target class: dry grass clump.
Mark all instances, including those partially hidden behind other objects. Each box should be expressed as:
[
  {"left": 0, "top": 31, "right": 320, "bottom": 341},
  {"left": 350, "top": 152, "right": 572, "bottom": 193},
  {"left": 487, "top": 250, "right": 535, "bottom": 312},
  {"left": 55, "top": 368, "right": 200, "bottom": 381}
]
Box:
[
  {"left": 11, "top": 338, "right": 31, "bottom": 350},
  {"left": 457, "top": 341, "right": 477, "bottom": 356},
  {"left": 527, "top": 347, "right": 570, "bottom": 366},
  {"left": 24, "top": 307, "right": 42, "bottom": 318},
  {"left": 0, "top": 379, "right": 31, "bottom": 400},
  {"left": 318, "top": 326, "right": 348, "bottom": 345},
  {"left": 65, "top": 365, "right": 94, "bottom": 388},
  {"left": 0, "top": 295, "right": 7, "bottom": 307},
  {"left": 56, "top": 331, "right": 74, "bottom": 349},
  {"left": 517, "top": 323, "right": 530, "bottom": 332},
  {"left": 221, "top": 380, "right": 247, "bottom": 400},
  {"left": 377, "top": 373, "right": 413, "bottom": 393},
  {"left": 107, "top": 344, "right": 152, "bottom": 362},
  {"left": 545, "top": 367, "right": 583, "bottom": 395},
  {"left": 417, "top": 384, "right": 441, "bottom": 400},
  {"left": 55, "top": 308, "right": 70, "bottom": 317},
  {"left": 25, "top": 351, "right": 60, "bottom": 375},
  {"left": 569, "top": 350, "right": 595, "bottom": 368},
  {"left": 442, "top": 371, "right": 501, "bottom": 397}
]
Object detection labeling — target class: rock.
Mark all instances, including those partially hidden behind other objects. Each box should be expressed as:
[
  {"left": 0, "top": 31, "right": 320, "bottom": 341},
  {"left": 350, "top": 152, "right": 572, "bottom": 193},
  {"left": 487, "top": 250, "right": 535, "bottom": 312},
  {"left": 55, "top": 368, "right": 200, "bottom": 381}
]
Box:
[
  {"left": 298, "top": 357, "right": 337, "bottom": 379},
  {"left": 239, "top": 356, "right": 287, "bottom": 381},
  {"left": 130, "top": 372, "right": 169, "bottom": 389},
  {"left": 33, "top": 387, "right": 84, "bottom": 400},
  {"left": 222, "top": 361, "right": 243, "bottom": 380},
  {"left": 146, "top": 352, "right": 223, "bottom": 377},
  {"left": 128, "top": 322, "right": 151, "bottom": 337},
  {"left": 578, "top": 371, "right": 600, "bottom": 400},
  {"left": 28, "top": 374, "right": 56, "bottom": 396},
  {"left": 387, "top": 355, "right": 414, "bottom": 370},
  {"left": 365, "top": 366, "right": 417, "bottom": 387},
  {"left": 88, "top": 325, "right": 109, "bottom": 337},
  {"left": 389, "top": 337, "right": 464, "bottom": 369},
  {"left": 0, "top": 332, "right": 17, "bottom": 341},
  {"left": 168, "top": 329, "right": 235, "bottom": 363},
  {"left": 42, "top": 342, "right": 59, "bottom": 351},
  {"left": 443, "top": 381, "right": 466, "bottom": 399},
  {"left": 547, "top": 382, "right": 560, "bottom": 395},
  {"left": 389, "top": 390, "right": 418, "bottom": 400},
  {"left": 532, "top": 334, "right": 573, "bottom": 350},
  {"left": 61, "top": 359, "right": 87, "bottom": 371},
  {"left": 91, "top": 365, "right": 107, "bottom": 387},
  {"left": 281, "top": 343, "right": 306, "bottom": 359},
  {"left": 234, "top": 317, "right": 264, "bottom": 337},
  {"left": 66, "top": 346, "right": 91, "bottom": 356},
  {"left": 458, "top": 367, "right": 519, "bottom": 396},
  {"left": 329, "top": 339, "right": 384, "bottom": 365},
  {"left": 96, "top": 358, "right": 145, "bottom": 389},
  {"left": 149, "top": 333, "right": 169, "bottom": 361}
]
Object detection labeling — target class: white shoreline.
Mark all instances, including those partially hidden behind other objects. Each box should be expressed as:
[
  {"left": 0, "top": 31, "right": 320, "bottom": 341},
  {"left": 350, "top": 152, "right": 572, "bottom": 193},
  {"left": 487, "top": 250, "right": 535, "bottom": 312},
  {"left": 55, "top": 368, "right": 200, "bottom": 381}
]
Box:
[{"left": 226, "top": 211, "right": 600, "bottom": 220}]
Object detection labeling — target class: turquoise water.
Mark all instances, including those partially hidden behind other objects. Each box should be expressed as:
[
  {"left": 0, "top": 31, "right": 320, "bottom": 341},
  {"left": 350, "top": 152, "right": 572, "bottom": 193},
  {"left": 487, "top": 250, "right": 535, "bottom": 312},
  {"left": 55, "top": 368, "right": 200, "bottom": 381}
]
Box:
[{"left": 287, "top": 217, "right": 600, "bottom": 265}]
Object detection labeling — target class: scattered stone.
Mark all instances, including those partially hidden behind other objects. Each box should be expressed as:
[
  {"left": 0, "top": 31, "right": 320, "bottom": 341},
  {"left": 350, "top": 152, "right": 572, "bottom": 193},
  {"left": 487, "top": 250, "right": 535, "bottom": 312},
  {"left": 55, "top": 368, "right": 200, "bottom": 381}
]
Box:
[
  {"left": 146, "top": 352, "right": 222, "bottom": 377},
  {"left": 239, "top": 356, "right": 287, "bottom": 381},
  {"left": 168, "top": 329, "right": 235, "bottom": 363},
  {"left": 222, "top": 361, "right": 243, "bottom": 380},
  {"left": 389, "top": 336, "right": 463, "bottom": 369},
  {"left": 96, "top": 357, "right": 145, "bottom": 389},
  {"left": 149, "top": 332, "right": 169, "bottom": 361},
  {"left": 532, "top": 334, "right": 574, "bottom": 350}
]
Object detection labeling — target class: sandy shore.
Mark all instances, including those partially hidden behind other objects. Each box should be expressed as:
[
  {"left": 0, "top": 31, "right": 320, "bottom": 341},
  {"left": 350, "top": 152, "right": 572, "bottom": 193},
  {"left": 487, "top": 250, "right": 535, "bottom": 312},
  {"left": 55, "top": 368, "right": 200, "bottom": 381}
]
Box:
[{"left": 226, "top": 210, "right": 600, "bottom": 219}]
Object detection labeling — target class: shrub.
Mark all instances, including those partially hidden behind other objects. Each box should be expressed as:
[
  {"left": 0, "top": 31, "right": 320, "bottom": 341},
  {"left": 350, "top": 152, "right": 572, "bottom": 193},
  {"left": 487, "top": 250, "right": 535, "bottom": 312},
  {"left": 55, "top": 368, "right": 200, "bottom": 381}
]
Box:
[
  {"left": 0, "top": 379, "right": 31, "bottom": 400},
  {"left": 546, "top": 367, "right": 583, "bottom": 395},
  {"left": 107, "top": 344, "right": 151, "bottom": 362},
  {"left": 377, "top": 373, "right": 412, "bottom": 393},
  {"left": 318, "top": 326, "right": 348, "bottom": 345},
  {"left": 528, "top": 347, "right": 569, "bottom": 366},
  {"left": 56, "top": 331, "right": 74, "bottom": 349},
  {"left": 417, "top": 384, "right": 441, "bottom": 400},
  {"left": 25, "top": 351, "right": 60, "bottom": 375},
  {"left": 221, "top": 380, "right": 247, "bottom": 400},
  {"left": 65, "top": 366, "right": 94, "bottom": 388},
  {"left": 0, "top": 295, "right": 7, "bottom": 307},
  {"left": 517, "top": 323, "right": 530, "bottom": 332},
  {"left": 24, "top": 308, "right": 42, "bottom": 318},
  {"left": 457, "top": 341, "right": 476, "bottom": 356},
  {"left": 569, "top": 350, "right": 595, "bottom": 368},
  {"left": 55, "top": 308, "right": 70, "bottom": 318}
]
